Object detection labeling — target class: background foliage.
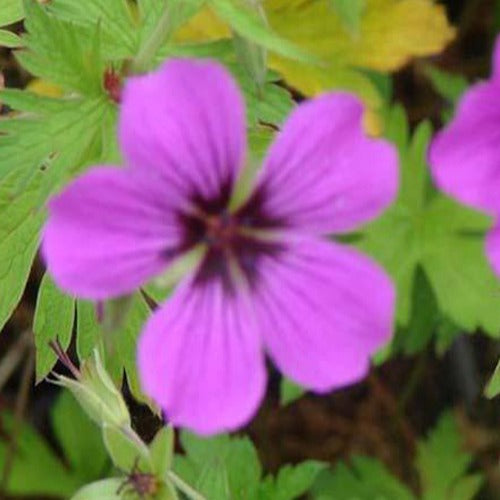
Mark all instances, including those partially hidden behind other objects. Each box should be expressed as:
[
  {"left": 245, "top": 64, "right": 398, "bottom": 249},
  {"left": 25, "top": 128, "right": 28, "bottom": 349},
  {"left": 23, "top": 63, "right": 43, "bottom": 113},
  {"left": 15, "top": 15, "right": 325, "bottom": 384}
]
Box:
[{"left": 0, "top": 0, "right": 499, "bottom": 499}]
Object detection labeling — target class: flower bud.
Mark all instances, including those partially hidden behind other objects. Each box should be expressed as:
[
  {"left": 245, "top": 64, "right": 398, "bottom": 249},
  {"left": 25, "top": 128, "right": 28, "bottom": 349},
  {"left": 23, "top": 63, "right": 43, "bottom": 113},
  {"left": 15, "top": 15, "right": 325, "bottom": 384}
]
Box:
[{"left": 53, "top": 348, "right": 130, "bottom": 429}]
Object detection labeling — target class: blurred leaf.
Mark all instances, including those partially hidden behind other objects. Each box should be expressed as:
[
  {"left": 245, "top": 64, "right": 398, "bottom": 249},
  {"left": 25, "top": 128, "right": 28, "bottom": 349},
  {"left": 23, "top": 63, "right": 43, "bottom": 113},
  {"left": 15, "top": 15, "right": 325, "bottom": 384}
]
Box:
[
  {"left": 330, "top": 0, "right": 366, "bottom": 36},
  {"left": 175, "top": 431, "right": 322, "bottom": 500},
  {"left": 0, "top": 172, "right": 43, "bottom": 332},
  {"left": 150, "top": 426, "right": 175, "bottom": 478},
  {"left": 46, "top": 0, "right": 137, "bottom": 59},
  {"left": 484, "top": 357, "right": 500, "bottom": 398},
  {"left": 168, "top": 39, "right": 293, "bottom": 127},
  {"left": 0, "top": 29, "right": 22, "bottom": 47},
  {"left": 425, "top": 66, "right": 468, "bottom": 122},
  {"left": 33, "top": 273, "right": 75, "bottom": 382},
  {"left": 259, "top": 461, "right": 326, "bottom": 500},
  {"left": 416, "top": 412, "right": 483, "bottom": 500},
  {"left": 20, "top": 1, "right": 105, "bottom": 96},
  {"left": 0, "top": 0, "right": 23, "bottom": 26},
  {"left": 0, "top": 390, "right": 113, "bottom": 497},
  {"left": 71, "top": 478, "right": 125, "bottom": 500},
  {"left": 311, "top": 455, "right": 414, "bottom": 499},
  {"left": 280, "top": 377, "right": 305, "bottom": 406},
  {"left": 76, "top": 300, "right": 101, "bottom": 361},
  {"left": 425, "top": 66, "right": 468, "bottom": 105},
  {"left": 174, "top": 432, "right": 261, "bottom": 500},
  {"left": 358, "top": 106, "right": 500, "bottom": 336},
  {"left": 51, "top": 391, "right": 110, "bottom": 482},
  {"left": 139, "top": 0, "right": 206, "bottom": 49},
  {"left": 102, "top": 425, "right": 152, "bottom": 473},
  {"left": 435, "top": 317, "right": 462, "bottom": 356},
  {"left": 105, "top": 292, "right": 151, "bottom": 402},
  {"left": 0, "top": 0, "right": 117, "bottom": 335},
  {"left": 393, "top": 266, "right": 439, "bottom": 354},
  {"left": 209, "top": 0, "right": 317, "bottom": 64},
  {"left": 267, "top": 0, "right": 455, "bottom": 99},
  {"left": 238, "top": 69, "right": 294, "bottom": 127},
  {"left": 177, "top": 0, "right": 454, "bottom": 130},
  {"left": 0, "top": 91, "right": 114, "bottom": 192},
  {"left": 0, "top": 413, "right": 81, "bottom": 497}
]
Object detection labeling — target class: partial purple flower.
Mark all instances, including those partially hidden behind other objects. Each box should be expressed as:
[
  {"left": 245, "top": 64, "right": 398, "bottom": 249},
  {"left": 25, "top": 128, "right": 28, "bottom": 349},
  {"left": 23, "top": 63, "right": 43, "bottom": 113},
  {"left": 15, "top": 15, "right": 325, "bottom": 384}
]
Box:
[
  {"left": 42, "top": 59, "right": 398, "bottom": 435},
  {"left": 430, "top": 36, "right": 500, "bottom": 277}
]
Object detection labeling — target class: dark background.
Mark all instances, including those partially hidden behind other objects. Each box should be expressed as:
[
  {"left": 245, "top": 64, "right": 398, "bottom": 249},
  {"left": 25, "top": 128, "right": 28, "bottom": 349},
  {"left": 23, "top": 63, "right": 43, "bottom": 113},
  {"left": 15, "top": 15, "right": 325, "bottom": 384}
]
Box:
[{"left": 1, "top": 1, "right": 499, "bottom": 498}]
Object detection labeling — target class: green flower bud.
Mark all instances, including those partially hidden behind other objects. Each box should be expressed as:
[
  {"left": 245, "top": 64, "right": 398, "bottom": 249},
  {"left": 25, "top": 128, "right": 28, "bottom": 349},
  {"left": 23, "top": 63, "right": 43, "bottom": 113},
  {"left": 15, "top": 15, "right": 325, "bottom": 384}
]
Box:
[{"left": 53, "top": 348, "right": 130, "bottom": 429}]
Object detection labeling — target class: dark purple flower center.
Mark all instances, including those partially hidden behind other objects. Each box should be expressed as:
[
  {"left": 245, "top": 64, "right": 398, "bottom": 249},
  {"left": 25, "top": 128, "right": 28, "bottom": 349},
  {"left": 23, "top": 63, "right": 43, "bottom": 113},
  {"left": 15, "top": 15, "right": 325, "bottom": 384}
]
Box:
[
  {"left": 203, "top": 212, "right": 239, "bottom": 249},
  {"left": 179, "top": 186, "right": 284, "bottom": 291}
]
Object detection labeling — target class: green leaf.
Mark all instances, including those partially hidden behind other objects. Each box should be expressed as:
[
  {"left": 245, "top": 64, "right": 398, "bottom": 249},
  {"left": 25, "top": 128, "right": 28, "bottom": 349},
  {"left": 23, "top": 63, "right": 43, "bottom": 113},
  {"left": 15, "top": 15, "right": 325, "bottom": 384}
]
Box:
[
  {"left": 435, "top": 317, "right": 462, "bottom": 356},
  {"left": 237, "top": 69, "right": 294, "bottom": 127},
  {"left": 280, "top": 377, "right": 305, "bottom": 406},
  {"left": 260, "top": 461, "right": 326, "bottom": 500},
  {"left": 51, "top": 391, "right": 110, "bottom": 482},
  {"left": 358, "top": 106, "right": 500, "bottom": 336},
  {"left": 150, "top": 426, "right": 175, "bottom": 478},
  {"left": 0, "top": 412, "right": 82, "bottom": 497},
  {"left": 330, "top": 0, "right": 366, "bottom": 36},
  {"left": 0, "top": 0, "right": 24, "bottom": 26},
  {"left": 46, "top": 0, "right": 137, "bottom": 59},
  {"left": 167, "top": 39, "right": 293, "bottom": 127},
  {"left": 0, "top": 172, "right": 43, "bottom": 332},
  {"left": 485, "top": 357, "right": 500, "bottom": 398},
  {"left": 76, "top": 300, "right": 101, "bottom": 361},
  {"left": 0, "top": 28, "right": 22, "bottom": 47},
  {"left": 209, "top": 0, "right": 318, "bottom": 64},
  {"left": 0, "top": 93, "right": 114, "bottom": 190},
  {"left": 102, "top": 425, "right": 152, "bottom": 473},
  {"left": 311, "top": 455, "right": 414, "bottom": 500},
  {"left": 416, "top": 412, "right": 483, "bottom": 500},
  {"left": 174, "top": 432, "right": 261, "bottom": 500},
  {"left": 105, "top": 292, "right": 151, "bottom": 402},
  {"left": 20, "top": 1, "right": 105, "bottom": 96},
  {"left": 139, "top": 0, "right": 206, "bottom": 49},
  {"left": 76, "top": 295, "right": 150, "bottom": 403},
  {"left": 71, "top": 478, "right": 125, "bottom": 500},
  {"left": 425, "top": 66, "right": 468, "bottom": 106},
  {"left": 33, "top": 273, "right": 76, "bottom": 382},
  {"left": 393, "top": 266, "right": 439, "bottom": 354}
]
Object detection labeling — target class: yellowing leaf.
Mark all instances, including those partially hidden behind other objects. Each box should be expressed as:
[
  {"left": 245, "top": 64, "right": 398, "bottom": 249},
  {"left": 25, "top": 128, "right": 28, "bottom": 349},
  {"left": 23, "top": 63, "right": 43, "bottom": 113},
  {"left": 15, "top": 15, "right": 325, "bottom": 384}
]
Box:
[
  {"left": 27, "top": 79, "right": 64, "bottom": 98},
  {"left": 275, "top": 1, "right": 453, "bottom": 67},
  {"left": 175, "top": 6, "right": 229, "bottom": 41},
  {"left": 176, "top": 0, "right": 455, "bottom": 134},
  {"left": 267, "top": 0, "right": 454, "bottom": 100}
]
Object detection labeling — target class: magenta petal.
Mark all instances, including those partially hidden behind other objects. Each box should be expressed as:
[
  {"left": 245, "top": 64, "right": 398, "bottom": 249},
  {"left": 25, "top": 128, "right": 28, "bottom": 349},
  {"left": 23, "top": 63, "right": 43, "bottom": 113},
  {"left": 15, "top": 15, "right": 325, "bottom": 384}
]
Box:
[
  {"left": 138, "top": 277, "right": 266, "bottom": 435},
  {"left": 253, "top": 237, "right": 395, "bottom": 391},
  {"left": 119, "top": 59, "right": 246, "bottom": 200},
  {"left": 255, "top": 93, "right": 398, "bottom": 234},
  {"left": 42, "top": 167, "right": 183, "bottom": 299},
  {"left": 486, "top": 224, "right": 500, "bottom": 277},
  {"left": 430, "top": 81, "right": 500, "bottom": 215}
]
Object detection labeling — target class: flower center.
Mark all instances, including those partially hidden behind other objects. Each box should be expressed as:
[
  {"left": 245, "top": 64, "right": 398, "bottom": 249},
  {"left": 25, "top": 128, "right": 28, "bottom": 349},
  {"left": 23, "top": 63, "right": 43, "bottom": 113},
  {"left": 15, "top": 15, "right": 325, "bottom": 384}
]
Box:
[
  {"left": 203, "top": 212, "right": 238, "bottom": 248},
  {"left": 178, "top": 187, "right": 284, "bottom": 292}
]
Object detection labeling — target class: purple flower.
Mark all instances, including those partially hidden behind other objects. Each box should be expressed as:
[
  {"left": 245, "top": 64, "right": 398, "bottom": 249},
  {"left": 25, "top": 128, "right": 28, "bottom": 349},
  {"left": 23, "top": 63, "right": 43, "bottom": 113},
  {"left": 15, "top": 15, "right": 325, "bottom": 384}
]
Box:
[
  {"left": 42, "top": 59, "right": 397, "bottom": 434},
  {"left": 430, "top": 37, "right": 500, "bottom": 277}
]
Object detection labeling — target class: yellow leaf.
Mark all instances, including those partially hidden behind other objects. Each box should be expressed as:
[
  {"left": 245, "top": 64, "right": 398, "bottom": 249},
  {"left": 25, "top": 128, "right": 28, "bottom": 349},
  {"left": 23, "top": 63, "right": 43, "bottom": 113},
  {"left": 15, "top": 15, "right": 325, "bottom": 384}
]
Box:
[
  {"left": 175, "top": 6, "right": 229, "bottom": 41},
  {"left": 266, "top": 0, "right": 455, "bottom": 105},
  {"left": 176, "top": 0, "right": 455, "bottom": 135},
  {"left": 27, "top": 78, "right": 63, "bottom": 97},
  {"left": 267, "top": 0, "right": 455, "bottom": 72}
]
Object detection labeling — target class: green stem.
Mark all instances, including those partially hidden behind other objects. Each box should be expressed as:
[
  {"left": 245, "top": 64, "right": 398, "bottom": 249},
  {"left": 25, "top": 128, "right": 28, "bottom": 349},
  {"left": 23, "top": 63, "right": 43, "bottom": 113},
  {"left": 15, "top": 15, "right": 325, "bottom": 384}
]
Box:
[
  {"left": 131, "top": 2, "right": 173, "bottom": 74},
  {"left": 167, "top": 471, "right": 206, "bottom": 500}
]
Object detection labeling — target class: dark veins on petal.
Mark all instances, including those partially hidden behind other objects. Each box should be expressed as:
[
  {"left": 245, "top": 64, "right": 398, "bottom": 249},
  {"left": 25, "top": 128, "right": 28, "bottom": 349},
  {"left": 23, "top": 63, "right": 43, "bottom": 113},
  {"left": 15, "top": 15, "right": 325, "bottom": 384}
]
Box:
[{"left": 178, "top": 182, "right": 285, "bottom": 292}]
